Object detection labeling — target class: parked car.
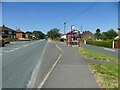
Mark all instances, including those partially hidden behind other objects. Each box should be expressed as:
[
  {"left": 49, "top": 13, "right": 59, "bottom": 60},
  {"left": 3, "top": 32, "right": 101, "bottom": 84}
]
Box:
[{"left": 0, "top": 39, "right": 5, "bottom": 47}]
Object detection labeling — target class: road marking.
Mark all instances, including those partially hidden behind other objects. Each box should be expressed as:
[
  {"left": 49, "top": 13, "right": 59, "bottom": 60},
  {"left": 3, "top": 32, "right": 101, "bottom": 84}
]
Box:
[
  {"left": 24, "top": 45, "right": 29, "bottom": 47},
  {"left": 56, "top": 44, "right": 63, "bottom": 51},
  {"left": 38, "top": 51, "right": 63, "bottom": 88},
  {"left": 104, "top": 48, "right": 116, "bottom": 52},
  {"left": 27, "top": 41, "right": 48, "bottom": 88},
  {"left": 9, "top": 48, "right": 20, "bottom": 52},
  {"left": 0, "top": 54, "right": 2, "bottom": 55},
  {"left": 38, "top": 44, "right": 64, "bottom": 88}
]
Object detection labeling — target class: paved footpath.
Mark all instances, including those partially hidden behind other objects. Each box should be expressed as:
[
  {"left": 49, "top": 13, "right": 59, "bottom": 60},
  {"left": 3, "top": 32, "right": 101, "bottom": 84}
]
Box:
[{"left": 42, "top": 42, "right": 99, "bottom": 88}]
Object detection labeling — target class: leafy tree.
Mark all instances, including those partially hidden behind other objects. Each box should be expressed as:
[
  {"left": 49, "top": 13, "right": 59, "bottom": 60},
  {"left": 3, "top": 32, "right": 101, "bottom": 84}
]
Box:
[
  {"left": 47, "top": 28, "right": 61, "bottom": 39},
  {"left": 33, "top": 31, "right": 45, "bottom": 39},
  {"left": 106, "top": 29, "right": 117, "bottom": 39},
  {"left": 101, "top": 32, "right": 108, "bottom": 40},
  {"left": 95, "top": 29, "right": 102, "bottom": 40}
]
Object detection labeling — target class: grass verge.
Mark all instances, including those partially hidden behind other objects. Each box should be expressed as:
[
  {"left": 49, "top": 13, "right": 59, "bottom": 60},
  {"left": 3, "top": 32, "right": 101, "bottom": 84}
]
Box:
[
  {"left": 79, "top": 48, "right": 119, "bottom": 88},
  {"left": 89, "top": 64, "right": 118, "bottom": 88},
  {"left": 79, "top": 48, "right": 118, "bottom": 63}
]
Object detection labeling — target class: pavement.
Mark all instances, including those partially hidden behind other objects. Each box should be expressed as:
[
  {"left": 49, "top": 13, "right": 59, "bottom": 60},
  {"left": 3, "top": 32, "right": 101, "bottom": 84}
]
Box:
[{"left": 41, "top": 42, "right": 100, "bottom": 88}]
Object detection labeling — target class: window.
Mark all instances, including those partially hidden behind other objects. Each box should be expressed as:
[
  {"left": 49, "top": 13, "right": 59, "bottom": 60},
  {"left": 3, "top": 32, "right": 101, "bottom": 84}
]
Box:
[{"left": 8, "top": 32, "right": 12, "bottom": 34}]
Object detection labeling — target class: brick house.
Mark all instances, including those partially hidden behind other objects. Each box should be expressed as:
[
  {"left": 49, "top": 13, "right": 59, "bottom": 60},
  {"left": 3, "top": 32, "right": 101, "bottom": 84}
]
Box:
[
  {"left": 81, "top": 31, "right": 96, "bottom": 42},
  {"left": 114, "top": 28, "right": 120, "bottom": 48},
  {"left": 0, "top": 25, "right": 16, "bottom": 38},
  {"left": 16, "top": 29, "right": 26, "bottom": 39}
]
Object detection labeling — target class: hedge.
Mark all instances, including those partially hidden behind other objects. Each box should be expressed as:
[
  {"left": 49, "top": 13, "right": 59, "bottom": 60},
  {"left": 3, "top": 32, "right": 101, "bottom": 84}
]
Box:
[{"left": 86, "top": 40, "right": 113, "bottom": 48}]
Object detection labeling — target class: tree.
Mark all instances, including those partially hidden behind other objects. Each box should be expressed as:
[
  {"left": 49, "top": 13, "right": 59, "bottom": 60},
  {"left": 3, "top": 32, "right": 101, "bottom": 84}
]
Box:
[
  {"left": 106, "top": 29, "right": 117, "bottom": 39},
  {"left": 95, "top": 29, "right": 102, "bottom": 40},
  {"left": 101, "top": 32, "right": 108, "bottom": 40},
  {"left": 47, "top": 28, "right": 61, "bottom": 39},
  {"left": 33, "top": 31, "right": 45, "bottom": 39}
]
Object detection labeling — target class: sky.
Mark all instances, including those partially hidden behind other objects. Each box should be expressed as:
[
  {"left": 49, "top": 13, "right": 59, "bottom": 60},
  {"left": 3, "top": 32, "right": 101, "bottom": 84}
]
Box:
[{"left": 1, "top": 2, "right": 118, "bottom": 34}]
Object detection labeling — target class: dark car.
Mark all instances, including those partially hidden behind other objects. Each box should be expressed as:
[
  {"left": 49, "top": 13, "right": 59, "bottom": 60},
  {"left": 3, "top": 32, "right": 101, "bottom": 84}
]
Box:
[{"left": 0, "top": 39, "right": 5, "bottom": 47}]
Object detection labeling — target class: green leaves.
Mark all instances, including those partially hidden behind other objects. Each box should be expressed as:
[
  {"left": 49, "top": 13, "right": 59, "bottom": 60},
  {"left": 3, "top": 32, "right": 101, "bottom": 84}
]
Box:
[{"left": 47, "top": 28, "right": 61, "bottom": 40}]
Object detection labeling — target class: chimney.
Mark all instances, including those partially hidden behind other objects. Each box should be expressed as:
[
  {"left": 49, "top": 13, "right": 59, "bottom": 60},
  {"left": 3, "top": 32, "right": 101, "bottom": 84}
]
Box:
[{"left": 118, "top": 28, "right": 120, "bottom": 38}]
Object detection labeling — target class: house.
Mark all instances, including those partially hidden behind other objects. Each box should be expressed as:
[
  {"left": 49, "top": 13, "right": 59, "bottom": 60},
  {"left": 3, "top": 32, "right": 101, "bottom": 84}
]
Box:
[
  {"left": 113, "top": 28, "right": 120, "bottom": 48},
  {"left": 81, "top": 31, "right": 96, "bottom": 42},
  {"left": 25, "top": 33, "right": 29, "bottom": 38},
  {"left": 0, "top": 25, "right": 16, "bottom": 39},
  {"left": 16, "top": 29, "right": 26, "bottom": 39}
]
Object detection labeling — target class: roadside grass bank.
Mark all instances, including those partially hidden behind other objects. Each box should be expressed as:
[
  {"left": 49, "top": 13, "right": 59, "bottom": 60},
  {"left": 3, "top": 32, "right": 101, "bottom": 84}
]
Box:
[
  {"left": 79, "top": 48, "right": 119, "bottom": 88},
  {"left": 51, "top": 39, "right": 66, "bottom": 45},
  {"left": 89, "top": 64, "right": 118, "bottom": 88},
  {"left": 79, "top": 48, "right": 118, "bottom": 63}
]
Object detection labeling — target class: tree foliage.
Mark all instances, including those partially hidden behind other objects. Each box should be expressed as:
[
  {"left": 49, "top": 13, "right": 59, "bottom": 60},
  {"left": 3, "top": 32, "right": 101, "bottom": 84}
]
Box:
[
  {"left": 33, "top": 31, "right": 45, "bottom": 39},
  {"left": 26, "top": 31, "right": 45, "bottom": 39},
  {"left": 47, "top": 28, "right": 61, "bottom": 39},
  {"left": 94, "top": 29, "right": 117, "bottom": 40},
  {"left": 95, "top": 29, "right": 101, "bottom": 40}
]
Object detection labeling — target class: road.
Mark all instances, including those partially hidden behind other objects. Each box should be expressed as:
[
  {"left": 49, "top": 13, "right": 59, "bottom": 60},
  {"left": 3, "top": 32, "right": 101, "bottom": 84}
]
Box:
[
  {"left": 1, "top": 40, "right": 117, "bottom": 88},
  {"left": 81, "top": 44, "right": 119, "bottom": 59},
  {"left": 2, "top": 40, "right": 47, "bottom": 88}
]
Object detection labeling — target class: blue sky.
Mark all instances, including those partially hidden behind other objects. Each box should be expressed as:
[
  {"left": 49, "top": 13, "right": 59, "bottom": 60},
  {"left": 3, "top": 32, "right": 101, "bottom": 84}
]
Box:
[{"left": 2, "top": 2, "right": 118, "bottom": 34}]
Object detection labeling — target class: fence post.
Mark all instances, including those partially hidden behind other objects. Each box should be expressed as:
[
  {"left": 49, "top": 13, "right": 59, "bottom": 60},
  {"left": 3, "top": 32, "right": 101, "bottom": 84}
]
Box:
[
  {"left": 112, "top": 40, "right": 114, "bottom": 48},
  {"left": 84, "top": 39, "right": 86, "bottom": 44}
]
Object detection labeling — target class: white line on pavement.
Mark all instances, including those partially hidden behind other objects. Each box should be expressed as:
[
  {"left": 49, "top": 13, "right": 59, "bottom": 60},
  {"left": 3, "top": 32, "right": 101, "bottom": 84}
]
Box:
[
  {"left": 104, "top": 48, "right": 116, "bottom": 52},
  {"left": 56, "top": 44, "right": 63, "bottom": 51},
  {"left": 0, "top": 54, "right": 2, "bottom": 55},
  {"left": 9, "top": 48, "right": 20, "bottom": 52},
  {"left": 38, "top": 44, "right": 64, "bottom": 88},
  {"left": 27, "top": 41, "right": 48, "bottom": 88}
]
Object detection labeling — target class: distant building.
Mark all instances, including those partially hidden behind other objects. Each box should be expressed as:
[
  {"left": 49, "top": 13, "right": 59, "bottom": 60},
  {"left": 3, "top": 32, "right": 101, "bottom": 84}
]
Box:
[
  {"left": 25, "top": 33, "right": 29, "bottom": 38},
  {"left": 114, "top": 28, "right": 120, "bottom": 48},
  {"left": 81, "top": 31, "right": 96, "bottom": 41},
  {"left": 16, "top": 29, "right": 26, "bottom": 39},
  {"left": 66, "top": 30, "right": 80, "bottom": 47},
  {"left": 0, "top": 25, "right": 16, "bottom": 38}
]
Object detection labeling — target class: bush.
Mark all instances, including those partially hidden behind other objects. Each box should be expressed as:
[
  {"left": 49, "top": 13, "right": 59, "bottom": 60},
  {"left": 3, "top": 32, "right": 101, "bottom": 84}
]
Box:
[
  {"left": 86, "top": 40, "right": 113, "bottom": 48},
  {"left": 3, "top": 38, "right": 17, "bottom": 43}
]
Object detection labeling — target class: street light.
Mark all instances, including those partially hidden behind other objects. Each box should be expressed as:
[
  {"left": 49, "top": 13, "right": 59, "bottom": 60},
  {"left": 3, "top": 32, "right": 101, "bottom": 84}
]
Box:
[{"left": 64, "top": 22, "right": 66, "bottom": 35}]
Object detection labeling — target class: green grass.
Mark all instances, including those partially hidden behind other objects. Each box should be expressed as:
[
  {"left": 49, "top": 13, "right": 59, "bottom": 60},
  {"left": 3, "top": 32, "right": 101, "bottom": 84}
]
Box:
[
  {"left": 79, "top": 48, "right": 119, "bottom": 88},
  {"left": 79, "top": 48, "right": 118, "bottom": 63},
  {"left": 89, "top": 64, "right": 118, "bottom": 88}
]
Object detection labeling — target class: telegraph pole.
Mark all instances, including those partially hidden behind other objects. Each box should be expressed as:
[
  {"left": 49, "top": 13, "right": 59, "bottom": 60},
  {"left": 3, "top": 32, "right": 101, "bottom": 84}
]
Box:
[{"left": 64, "top": 22, "right": 66, "bottom": 35}]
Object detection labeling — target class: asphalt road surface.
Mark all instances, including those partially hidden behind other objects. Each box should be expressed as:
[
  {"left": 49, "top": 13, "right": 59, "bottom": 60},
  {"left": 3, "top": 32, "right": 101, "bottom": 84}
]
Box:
[{"left": 2, "top": 40, "right": 47, "bottom": 88}]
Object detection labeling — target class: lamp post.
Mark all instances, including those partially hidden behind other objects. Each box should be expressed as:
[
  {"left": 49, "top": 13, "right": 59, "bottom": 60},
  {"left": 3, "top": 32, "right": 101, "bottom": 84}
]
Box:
[{"left": 64, "top": 22, "right": 66, "bottom": 35}]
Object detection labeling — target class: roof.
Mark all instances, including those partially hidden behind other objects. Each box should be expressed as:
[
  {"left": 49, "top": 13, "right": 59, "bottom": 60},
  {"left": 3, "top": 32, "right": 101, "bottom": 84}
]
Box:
[
  {"left": 0, "top": 26, "right": 15, "bottom": 32},
  {"left": 16, "top": 29, "right": 24, "bottom": 33}
]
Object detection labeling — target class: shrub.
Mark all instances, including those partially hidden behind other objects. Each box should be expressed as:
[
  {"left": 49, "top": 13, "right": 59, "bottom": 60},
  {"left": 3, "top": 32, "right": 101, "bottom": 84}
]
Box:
[{"left": 86, "top": 40, "right": 113, "bottom": 48}]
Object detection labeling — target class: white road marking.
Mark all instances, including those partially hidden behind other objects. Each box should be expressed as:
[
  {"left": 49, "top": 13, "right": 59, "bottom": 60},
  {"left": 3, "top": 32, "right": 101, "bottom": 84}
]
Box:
[
  {"left": 56, "top": 44, "right": 63, "bottom": 51},
  {"left": 38, "top": 44, "right": 64, "bottom": 88},
  {"left": 3, "top": 51, "right": 9, "bottom": 52},
  {"left": 9, "top": 48, "right": 20, "bottom": 52},
  {"left": 27, "top": 41, "right": 48, "bottom": 88},
  {"left": 104, "top": 48, "right": 116, "bottom": 52},
  {"left": 0, "top": 54, "right": 2, "bottom": 55},
  {"left": 24, "top": 45, "right": 29, "bottom": 47}
]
